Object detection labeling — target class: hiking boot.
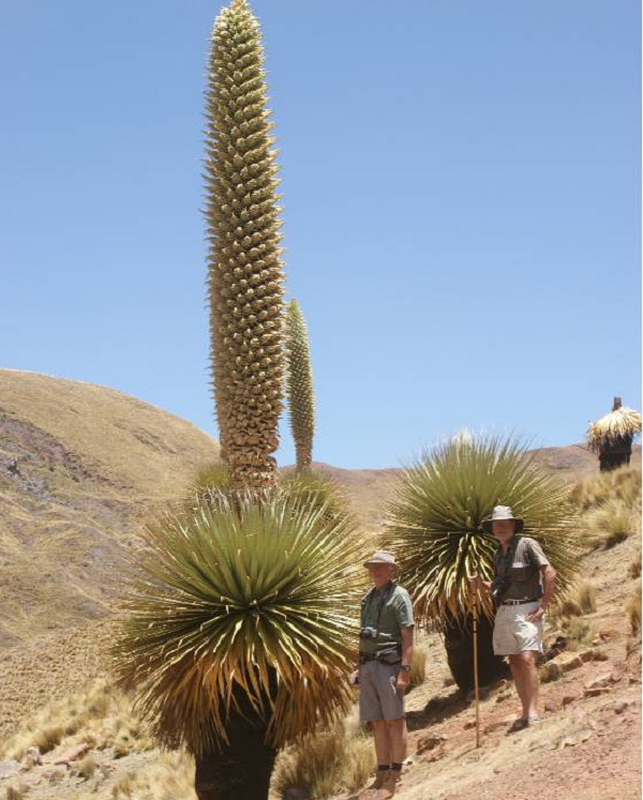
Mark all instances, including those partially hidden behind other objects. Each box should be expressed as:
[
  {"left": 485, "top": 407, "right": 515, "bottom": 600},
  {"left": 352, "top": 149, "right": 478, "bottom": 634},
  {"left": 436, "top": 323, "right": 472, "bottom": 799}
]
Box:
[
  {"left": 508, "top": 714, "right": 542, "bottom": 733},
  {"left": 358, "top": 770, "right": 392, "bottom": 798},
  {"left": 358, "top": 789, "right": 380, "bottom": 800},
  {"left": 507, "top": 717, "right": 529, "bottom": 733},
  {"left": 364, "top": 771, "right": 390, "bottom": 791},
  {"left": 381, "top": 769, "right": 402, "bottom": 795}
]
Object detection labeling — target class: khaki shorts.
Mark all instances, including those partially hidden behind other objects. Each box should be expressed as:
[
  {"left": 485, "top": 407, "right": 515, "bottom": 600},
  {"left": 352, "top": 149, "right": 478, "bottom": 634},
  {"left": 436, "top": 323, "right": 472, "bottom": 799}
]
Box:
[
  {"left": 358, "top": 660, "right": 405, "bottom": 721},
  {"left": 493, "top": 600, "right": 543, "bottom": 656}
]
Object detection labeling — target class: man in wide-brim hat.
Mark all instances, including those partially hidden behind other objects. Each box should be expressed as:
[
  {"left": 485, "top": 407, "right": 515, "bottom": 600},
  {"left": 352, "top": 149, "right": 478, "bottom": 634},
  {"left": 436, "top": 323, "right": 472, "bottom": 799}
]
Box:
[
  {"left": 470, "top": 505, "right": 557, "bottom": 732},
  {"left": 350, "top": 550, "right": 414, "bottom": 797}
]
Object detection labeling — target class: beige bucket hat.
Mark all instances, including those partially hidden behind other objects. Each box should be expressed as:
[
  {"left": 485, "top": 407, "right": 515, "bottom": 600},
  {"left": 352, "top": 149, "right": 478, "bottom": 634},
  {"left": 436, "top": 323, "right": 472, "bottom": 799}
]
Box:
[
  {"left": 363, "top": 550, "right": 398, "bottom": 568},
  {"left": 482, "top": 505, "right": 524, "bottom": 534}
]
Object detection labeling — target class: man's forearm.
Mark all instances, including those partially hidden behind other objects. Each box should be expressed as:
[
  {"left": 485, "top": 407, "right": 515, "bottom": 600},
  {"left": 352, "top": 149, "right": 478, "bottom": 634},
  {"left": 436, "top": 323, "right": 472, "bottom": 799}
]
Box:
[
  {"left": 401, "top": 628, "right": 414, "bottom": 666},
  {"left": 540, "top": 567, "right": 556, "bottom": 611}
]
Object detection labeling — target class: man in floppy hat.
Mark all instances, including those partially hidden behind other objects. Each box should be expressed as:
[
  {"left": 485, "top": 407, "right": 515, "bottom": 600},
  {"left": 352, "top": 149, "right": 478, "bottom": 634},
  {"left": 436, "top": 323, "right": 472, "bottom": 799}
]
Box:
[
  {"left": 469, "top": 505, "right": 556, "bottom": 732},
  {"left": 350, "top": 550, "right": 414, "bottom": 797}
]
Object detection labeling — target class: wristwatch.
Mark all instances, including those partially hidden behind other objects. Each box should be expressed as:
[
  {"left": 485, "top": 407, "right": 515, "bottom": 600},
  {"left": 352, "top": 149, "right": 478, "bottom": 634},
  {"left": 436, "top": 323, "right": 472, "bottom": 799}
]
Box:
[{"left": 399, "top": 664, "right": 411, "bottom": 672}]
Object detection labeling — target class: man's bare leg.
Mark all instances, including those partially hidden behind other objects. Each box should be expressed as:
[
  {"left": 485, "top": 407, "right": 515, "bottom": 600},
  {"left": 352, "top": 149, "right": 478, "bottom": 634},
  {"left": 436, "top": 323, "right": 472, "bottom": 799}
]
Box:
[
  {"left": 520, "top": 651, "right": 540, "bottom": 717},
  {"left": 508, "top": 656, "right": 528, "bottom": 718},
  {"left": 372, "top": 720, "right": 392, "bottom": 764},
  {"left": 509, "top": 652, "right": 539, "bottom": 719},
  {"left": 377, "top": 718, "right": 406, "bottom": 793},
  {"left": 388, "top": 718, "right": 407, "bottom": 764},
  {"left": 361, "top": 720, "right": 392, "bottom": 791}
]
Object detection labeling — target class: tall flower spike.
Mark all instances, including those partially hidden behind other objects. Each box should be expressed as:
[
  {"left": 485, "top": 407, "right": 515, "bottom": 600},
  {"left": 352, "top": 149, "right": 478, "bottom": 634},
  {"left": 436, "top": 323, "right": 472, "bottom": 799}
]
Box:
[
  {"left": 285, "top": 300, "right": 315, "bottom": 470},
  {"left": 205, "top": 0, "right": 285, "bottom": 490}
]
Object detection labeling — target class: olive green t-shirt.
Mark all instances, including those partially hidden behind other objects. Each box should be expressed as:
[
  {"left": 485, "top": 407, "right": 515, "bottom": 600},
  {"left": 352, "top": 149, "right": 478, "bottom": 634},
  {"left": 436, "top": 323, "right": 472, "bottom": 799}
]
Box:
[{"left": 359, "top": 581, "right": 414, "bottom": 659}]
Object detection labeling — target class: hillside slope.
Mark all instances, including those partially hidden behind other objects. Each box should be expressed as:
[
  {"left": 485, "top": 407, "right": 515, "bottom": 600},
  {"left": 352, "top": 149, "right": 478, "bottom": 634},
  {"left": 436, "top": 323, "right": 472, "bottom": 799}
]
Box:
[
  {"left": 0, "top": 369, "right": 219, "bottom": 648},
  {"left": 0, "top": 368, "right": 639, "bottom": 762},
  {"left": 0, "top": 510, "right": 639, "bottom": 800}
]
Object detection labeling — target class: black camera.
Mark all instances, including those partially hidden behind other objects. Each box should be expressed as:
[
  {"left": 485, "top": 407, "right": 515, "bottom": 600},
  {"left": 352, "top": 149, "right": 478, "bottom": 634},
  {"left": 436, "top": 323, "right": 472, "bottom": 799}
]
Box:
[
  {"left": 360, "top": 626, "right": 378, "bottom": 640},
  {"left": 491, "top": 576, "right": 510, "bottom": 604}
]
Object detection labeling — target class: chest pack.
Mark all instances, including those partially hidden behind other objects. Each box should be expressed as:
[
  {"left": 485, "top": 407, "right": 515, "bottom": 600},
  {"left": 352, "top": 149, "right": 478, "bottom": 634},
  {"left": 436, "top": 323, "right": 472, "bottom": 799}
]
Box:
[
  {"left": 493, "top": 538, "right": 543, "bottom": 605},
  {"left": 359, "top": 582, "right": 402, "bottom": 663}
]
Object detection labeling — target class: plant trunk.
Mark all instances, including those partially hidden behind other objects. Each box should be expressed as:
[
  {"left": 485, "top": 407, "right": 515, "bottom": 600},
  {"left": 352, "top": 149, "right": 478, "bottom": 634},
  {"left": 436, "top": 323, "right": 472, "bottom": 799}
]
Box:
[
  {"left": 443, "top": 609, "right": 509, "bottom": 693},
  {"left": 599, "top": 435, "right": 633, "bottom": 473},
  {"left": 194, "top": 709, "right": 277, "bottom": 800}
]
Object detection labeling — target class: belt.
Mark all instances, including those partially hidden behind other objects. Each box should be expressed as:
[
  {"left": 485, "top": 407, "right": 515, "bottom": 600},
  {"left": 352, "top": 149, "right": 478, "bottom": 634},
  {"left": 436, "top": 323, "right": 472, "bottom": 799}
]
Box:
[
  {"left": 359, "top": 653, "right": 401, "bottom": 665},
  {"left": 501, "top": 598, "right": 540, "bottom": 606}
]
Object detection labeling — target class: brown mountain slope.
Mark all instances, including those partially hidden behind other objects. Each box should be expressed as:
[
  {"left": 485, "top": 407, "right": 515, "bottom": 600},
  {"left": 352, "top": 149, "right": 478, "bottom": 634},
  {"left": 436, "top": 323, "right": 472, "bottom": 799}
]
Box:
[{"left": 0, "top": 369, "right": 220, "bottom": 651}]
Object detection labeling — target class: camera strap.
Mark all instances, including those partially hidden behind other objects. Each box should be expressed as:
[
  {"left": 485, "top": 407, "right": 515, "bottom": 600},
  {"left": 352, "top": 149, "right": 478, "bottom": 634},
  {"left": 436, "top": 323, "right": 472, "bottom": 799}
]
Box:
[
  {"left": 361, "top": 580, "right": 396, "bottom": 628},
  {"left": 495, "top": 536, "right": 519, "bottom": 583}
]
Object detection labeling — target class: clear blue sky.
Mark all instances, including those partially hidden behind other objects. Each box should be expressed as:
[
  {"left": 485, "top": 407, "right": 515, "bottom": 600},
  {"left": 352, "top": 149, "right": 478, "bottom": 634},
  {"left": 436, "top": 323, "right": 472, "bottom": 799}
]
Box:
[{"left": 1, "top": 1, "right": 640, "bottom": 469}]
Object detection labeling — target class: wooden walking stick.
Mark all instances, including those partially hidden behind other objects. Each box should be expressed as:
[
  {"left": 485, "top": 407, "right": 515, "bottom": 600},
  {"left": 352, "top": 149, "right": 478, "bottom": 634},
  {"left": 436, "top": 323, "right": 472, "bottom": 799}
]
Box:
[{"left": 470, "top": 555, "right": 481, "bottom": 748}]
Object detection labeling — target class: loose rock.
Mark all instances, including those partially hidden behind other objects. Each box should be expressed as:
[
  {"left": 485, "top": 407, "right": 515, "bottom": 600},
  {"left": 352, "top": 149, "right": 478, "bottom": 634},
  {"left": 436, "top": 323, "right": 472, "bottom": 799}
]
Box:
[
  {"left": 0, "top": 760, "right": 20, "bottom": 780},
  {"left": 558, "top": 729, "right": 593, "bottom": 748},
  {"left": 44, "top": 767, "right": 66, "bottom": 784},
  {"left": 25, "top": 747, "right": 41, "bottom": 765},
  {"left": 540, "top": 662, "right": 563, "bottom": 683},
  {"left": 584, "top": 686, "right": 612, "bottom": 698},
  {"left": 585, "top": 674, "right": 612, "bottom": 691},
  {"left": 559, "top": 653, "right": 584, "bottom": 672},
  {"left": 51, "top": 742, "right": 90, "bottom": 766},
  {"left": 416, "top": 734, "right": 448, "bottom": 754},
  {"left": 420, "top": 747, "right": 447, "bottom": 764}
]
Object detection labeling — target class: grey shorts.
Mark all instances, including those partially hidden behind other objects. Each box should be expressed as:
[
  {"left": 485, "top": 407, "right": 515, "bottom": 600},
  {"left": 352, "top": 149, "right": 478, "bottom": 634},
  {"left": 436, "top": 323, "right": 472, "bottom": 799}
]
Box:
[
  {"left": 493, "top": 600, "right": 543, "bottom": 656},
  {"left": 358, "top": 660, "right": 405, "bottom": 722}
]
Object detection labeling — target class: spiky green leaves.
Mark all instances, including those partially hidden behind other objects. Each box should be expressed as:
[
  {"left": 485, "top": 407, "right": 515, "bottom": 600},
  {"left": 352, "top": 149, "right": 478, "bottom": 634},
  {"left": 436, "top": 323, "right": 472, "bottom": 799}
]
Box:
[
  {"left": 285, "top": 300, "right": 315, "bottom": 470},
  {"left": 206, "top": 0, "right": 285, "bottom": 489},
  {"left": 383, "top": 435, "right": 580, "bottom": 624},
  {"left": 110, "top": 490, "right": 362, "bottom": 755},
  {"left": 280, "top": 468, "right": 354, "bottom": 529}
]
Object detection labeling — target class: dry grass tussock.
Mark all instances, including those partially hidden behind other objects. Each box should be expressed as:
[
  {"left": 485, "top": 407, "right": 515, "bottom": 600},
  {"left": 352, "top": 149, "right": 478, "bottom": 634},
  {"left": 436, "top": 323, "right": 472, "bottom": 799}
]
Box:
[
  {"left": 0, "top": 677, "right": 155, "bottom": 762},
  {"left": 556, "top": 580, "right": 598, "bottom": 617},
  {"left": 572, "top": 465, "right": 641, "bottom": 549},
  {"left": 4, "top": 782, "right": 30, "bottom": 799},
  {"left": 626, "top": 584, "right": 642, "bottom": 637},
  {"left": 0, "top": 677, "right": 199, "bottom": 799},
  {"left": 548, "top": 580, "right": 598, "bottom": 651},
  {"left": 559, "top": 616, "right": 595, "bottom": 651},
  {"left": 272, "top": 708, "right": 375, "bottom": 799},
  {"left": 109, "top": 750, "right": 197, "bottom": 800},
  {"left": 409, "top": 645, "right": 427, "bottom": 689}
]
